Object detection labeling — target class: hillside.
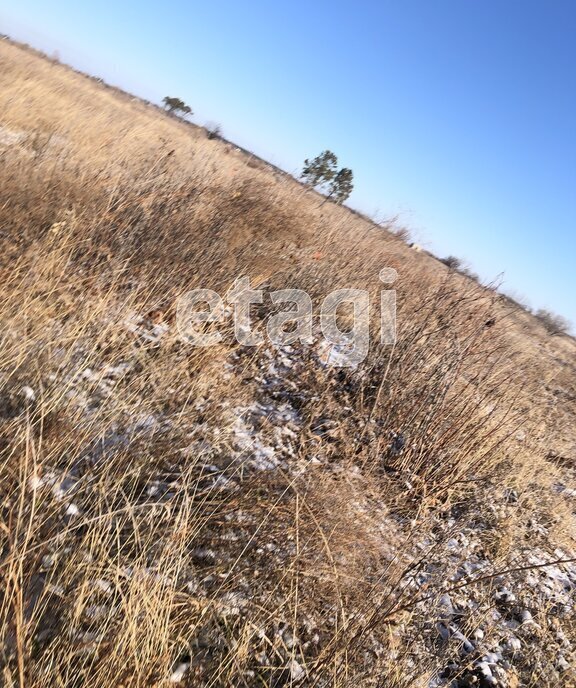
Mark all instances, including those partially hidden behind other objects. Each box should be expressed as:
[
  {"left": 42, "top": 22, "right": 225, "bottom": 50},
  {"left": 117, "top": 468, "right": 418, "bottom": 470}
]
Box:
[{"left": 1, "top": 38, "right": 576, "bottom": 687}]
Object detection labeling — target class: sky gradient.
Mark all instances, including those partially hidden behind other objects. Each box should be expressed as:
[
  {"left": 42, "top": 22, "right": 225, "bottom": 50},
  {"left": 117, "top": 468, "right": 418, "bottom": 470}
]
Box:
[{"left": 2, "top": 1, "right": 575, "bottom": 326}]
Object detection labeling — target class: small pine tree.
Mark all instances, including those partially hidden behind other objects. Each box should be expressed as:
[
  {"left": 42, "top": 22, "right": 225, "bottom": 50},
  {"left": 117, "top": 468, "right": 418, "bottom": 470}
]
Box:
[
  {"left": 162, "top": 97, "right": 193, "bottom": 118},
  {"left": 328, "top": 167, "right": 354, "bottom": 204},
  {"left": 301, "top": 150, "right": 338, "bottom": 188}
]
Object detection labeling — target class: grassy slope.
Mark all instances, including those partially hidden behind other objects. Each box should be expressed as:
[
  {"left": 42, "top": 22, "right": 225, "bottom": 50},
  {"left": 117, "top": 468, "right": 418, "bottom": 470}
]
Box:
[{"left": 1, "top": 38, "right": 575, "bottom": 687}]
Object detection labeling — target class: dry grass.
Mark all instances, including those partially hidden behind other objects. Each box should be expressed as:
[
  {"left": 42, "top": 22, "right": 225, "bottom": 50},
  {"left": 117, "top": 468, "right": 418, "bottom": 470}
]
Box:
[{"left": 1, "top": 38, "right": 575, "bottom": 687}]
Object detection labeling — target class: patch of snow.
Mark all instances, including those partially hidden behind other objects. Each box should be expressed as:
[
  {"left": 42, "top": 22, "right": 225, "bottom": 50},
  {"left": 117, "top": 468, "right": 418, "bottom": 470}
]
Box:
[
  {"left": 169, "top": 662, "right": 190, "bottom": 682},
  {"left": 0, "top": 125, "right": 26, "bottom": 147}
]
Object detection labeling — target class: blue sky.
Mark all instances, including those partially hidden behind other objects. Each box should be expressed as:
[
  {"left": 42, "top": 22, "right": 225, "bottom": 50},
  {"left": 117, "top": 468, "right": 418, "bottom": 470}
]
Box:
[{"left": 2, "top": 1, "right": 575, "bottom": 326}]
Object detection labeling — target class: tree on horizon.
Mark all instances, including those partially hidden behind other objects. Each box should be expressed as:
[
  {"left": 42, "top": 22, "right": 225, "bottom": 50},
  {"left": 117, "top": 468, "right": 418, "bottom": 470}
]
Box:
[
  {"left": 328, "top": 167, "right": 354, "bottom": 204},
  {"left": 162, "top": 96, "right": 193, "bottom": 118},
  {"left": 301, "top": 150, "right": 338, "bottom": 189}
]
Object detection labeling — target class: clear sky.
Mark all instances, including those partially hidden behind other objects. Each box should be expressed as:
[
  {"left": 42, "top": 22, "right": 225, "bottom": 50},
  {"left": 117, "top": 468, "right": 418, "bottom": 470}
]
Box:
[{"left": 2, "top": 1, "right": 575, "bottom": 326}]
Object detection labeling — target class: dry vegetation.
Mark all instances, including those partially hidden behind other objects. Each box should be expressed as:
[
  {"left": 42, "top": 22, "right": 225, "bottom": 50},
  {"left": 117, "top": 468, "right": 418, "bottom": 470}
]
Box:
[{"left": 1, "top": 39, "right": 576, "bottom": 687}]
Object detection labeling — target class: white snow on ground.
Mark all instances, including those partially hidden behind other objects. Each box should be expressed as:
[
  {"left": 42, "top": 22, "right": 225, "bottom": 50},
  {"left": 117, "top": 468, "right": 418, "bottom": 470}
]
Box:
[
  {"left": 21, "top": 314, "right": 576, "bottom": 686},
  {"left": 0, "top": 125, "right": 26, "bottom": 147},
  {"left": 230, "top": 410, "right": 279, "bottom": 471},
  {"left": 123, "top": 314, "right": 170, "bottom": 343}
]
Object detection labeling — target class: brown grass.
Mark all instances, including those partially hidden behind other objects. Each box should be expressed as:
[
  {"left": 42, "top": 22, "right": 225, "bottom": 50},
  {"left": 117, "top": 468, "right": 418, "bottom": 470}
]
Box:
[{"left": 1, "top": 38, "right": 575, "bottom": 687}]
